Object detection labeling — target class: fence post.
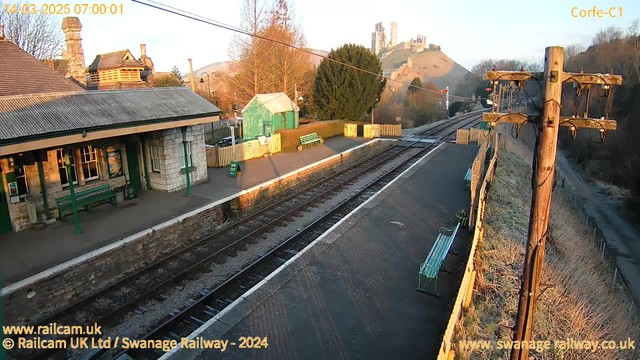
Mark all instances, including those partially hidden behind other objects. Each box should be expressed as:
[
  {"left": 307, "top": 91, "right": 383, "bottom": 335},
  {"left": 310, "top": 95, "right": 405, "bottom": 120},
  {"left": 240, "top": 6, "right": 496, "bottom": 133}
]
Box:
[
  {"left": 602, "top": 241, "right": 606, "bottom": 258},
  {"left": 613, "top": 268, "right": 618, "bottom": 287}
]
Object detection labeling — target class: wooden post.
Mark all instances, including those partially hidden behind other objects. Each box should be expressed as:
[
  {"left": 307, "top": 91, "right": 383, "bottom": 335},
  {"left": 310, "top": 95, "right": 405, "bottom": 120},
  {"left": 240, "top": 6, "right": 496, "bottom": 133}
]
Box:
[{"left": 510, "top": 47, "right": 564, "bottom": 360}]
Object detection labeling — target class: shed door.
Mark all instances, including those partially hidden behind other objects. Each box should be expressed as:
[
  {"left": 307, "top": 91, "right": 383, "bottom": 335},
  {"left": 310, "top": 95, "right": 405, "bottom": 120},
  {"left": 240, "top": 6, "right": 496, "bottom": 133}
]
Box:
[
  {"left": 0, "top": 167, "right": 13, "bottom": 233},
  {"left": 263, "top": 123, "right": 273, "bottom": 137}
]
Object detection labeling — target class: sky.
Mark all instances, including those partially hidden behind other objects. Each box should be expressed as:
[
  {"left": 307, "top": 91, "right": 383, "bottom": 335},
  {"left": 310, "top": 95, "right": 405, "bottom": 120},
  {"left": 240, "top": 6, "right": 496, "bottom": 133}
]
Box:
[{"left": 22, "top": 0, "right": 640, "bottom": 73}]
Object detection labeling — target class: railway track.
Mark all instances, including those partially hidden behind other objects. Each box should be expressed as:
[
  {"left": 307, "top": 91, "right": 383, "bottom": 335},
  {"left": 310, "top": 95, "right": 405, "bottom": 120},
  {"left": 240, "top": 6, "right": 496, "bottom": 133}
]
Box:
[{"left": 7, "top": 111, "right": 482, "bottom": 360}]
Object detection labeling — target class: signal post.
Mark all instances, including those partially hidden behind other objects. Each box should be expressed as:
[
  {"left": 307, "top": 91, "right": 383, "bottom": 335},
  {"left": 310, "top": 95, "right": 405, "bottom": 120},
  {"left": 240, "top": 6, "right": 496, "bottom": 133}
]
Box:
[{"left": 481, "top": 46, "right": 621, "bottom": 360}]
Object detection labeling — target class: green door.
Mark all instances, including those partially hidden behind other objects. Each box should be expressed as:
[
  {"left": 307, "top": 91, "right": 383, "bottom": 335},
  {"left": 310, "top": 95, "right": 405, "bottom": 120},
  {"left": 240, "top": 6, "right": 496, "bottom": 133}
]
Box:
[
  {"left": 0, "top": 169, "right": 13, "bottom": 233},
  {"left": 126, "top": 142, "right": 142, "bottom": 194}
]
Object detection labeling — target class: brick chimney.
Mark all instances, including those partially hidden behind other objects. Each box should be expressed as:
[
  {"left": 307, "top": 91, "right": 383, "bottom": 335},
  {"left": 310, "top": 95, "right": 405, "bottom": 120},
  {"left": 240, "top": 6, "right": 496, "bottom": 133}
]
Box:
[{"left": 61, "top": 17, "right": 86, "bottom": 86}]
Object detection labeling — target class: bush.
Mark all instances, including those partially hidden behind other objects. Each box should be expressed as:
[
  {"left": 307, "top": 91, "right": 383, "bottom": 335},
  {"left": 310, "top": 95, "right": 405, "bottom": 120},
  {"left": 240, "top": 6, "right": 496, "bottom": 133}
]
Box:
[{"left": 277, "top": 120, "right": 344, "bottom": 152}]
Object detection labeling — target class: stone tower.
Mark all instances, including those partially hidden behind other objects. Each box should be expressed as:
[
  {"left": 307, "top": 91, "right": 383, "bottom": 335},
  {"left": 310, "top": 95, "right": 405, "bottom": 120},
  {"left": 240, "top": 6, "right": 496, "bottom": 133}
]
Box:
[
  {"left": 390, "top": 22, "right": 397, "bottom": 47},
  {"left": 61, "top": 17, "right": 86, "bottom": 86}
]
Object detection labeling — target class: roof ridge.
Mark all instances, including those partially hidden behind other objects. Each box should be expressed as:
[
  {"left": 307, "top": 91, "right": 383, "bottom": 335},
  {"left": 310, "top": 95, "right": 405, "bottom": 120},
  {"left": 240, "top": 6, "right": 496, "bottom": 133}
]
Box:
[{"left": 96, "top": 49, "right": 129, "bottom": 56}]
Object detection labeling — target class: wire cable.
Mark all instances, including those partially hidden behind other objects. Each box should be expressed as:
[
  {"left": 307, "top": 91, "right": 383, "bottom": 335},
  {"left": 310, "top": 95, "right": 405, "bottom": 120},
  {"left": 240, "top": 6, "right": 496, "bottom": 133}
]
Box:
[{"left": 131, "top": 0, "right": 482, "bottom": 100}]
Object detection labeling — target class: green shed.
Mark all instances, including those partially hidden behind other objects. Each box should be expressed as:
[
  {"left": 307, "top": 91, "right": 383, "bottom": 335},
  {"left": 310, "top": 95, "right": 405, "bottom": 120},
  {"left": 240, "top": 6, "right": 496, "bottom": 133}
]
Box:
[{"left": 241, "top": 92, "right": 300, "bottom": 140}]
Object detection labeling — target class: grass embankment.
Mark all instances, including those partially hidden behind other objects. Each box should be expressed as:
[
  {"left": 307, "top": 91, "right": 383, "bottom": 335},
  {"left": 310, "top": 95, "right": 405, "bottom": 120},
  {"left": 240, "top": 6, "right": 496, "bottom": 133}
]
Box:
[
  {"left": 454, "top": 150, "right": 639, "bottom": 360},
  {"left": 277, "top": 120, "right": 344, "bottom": 152}
]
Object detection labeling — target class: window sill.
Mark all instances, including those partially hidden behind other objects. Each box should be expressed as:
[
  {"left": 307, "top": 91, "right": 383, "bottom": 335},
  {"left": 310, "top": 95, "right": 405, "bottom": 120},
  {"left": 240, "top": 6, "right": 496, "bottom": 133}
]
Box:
[{"left": 179, "top": 166, "right": 197, "bottom": 174}]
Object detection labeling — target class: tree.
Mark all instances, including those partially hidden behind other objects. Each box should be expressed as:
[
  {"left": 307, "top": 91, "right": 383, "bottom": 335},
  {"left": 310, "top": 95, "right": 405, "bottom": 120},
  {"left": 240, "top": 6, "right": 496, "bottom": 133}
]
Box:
[
  {"left": 593, "top": 25, "right": 623, "bottom": 45},
  {"left": 170, "top": 66, "right": 182, "bottom": 80},
  {"left": 152, "top": 74, "right": 183, "bottom": 87},
  {"left": 229, "top": 0, "right": 313, "bottom": 105},
  {"left": 313, "top": 44, "right": 385, "bottom": 121},
  {"left": 564, "top": 44, "right": 585, "bottom": 66},
  {"left": 0, "top": 0, "right": 64, "bottom": 59}
]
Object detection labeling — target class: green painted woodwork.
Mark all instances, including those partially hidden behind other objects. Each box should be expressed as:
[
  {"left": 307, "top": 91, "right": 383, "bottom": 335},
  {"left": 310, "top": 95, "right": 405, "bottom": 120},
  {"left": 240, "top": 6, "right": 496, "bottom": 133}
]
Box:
[
  {"left": 464, "top": 167, "right": 472, "bottom": 190},
  {"left": 417, "top": 222, "right": 460, "bottom": 297},
  {"left": 242, "top": 100, "right": 298, "bottom": 140},
  {"left": 300, "top": 133, "right": 322, "bottom": 146},
  {"left": 55, "top": 184, "right": 115, "bottom": 220},
  {"left": 125, "top": 142, "right": 142, "bottom": 194}
]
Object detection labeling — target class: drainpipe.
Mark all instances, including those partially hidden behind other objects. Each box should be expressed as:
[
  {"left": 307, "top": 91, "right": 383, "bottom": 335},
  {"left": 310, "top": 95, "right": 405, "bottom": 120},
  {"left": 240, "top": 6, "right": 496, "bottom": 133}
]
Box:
[
  {"left": 181, "top": 127, "right": 191, "bottom": 195},
  {"left": 36, "top": 160, "right": 51, "bottom": 220},
  {"left": 65, "top": 150, "right": 82, "bottom": 235},
  {"left": 140, "top": 135, "right": 151, "bottom": 190}
]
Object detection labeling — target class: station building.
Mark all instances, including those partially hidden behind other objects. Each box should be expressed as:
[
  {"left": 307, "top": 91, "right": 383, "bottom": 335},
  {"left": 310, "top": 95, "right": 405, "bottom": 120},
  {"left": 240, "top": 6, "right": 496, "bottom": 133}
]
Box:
[{"left": 0, "top": 32, "right": 220, "bottom": 233}]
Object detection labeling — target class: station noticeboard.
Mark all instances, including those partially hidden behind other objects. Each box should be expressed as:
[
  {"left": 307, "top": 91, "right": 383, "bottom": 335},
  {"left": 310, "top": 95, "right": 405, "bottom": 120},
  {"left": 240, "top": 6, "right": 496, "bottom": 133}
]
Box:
[{"left": 229, "top": 161, "right": 241, "bottom": 177}]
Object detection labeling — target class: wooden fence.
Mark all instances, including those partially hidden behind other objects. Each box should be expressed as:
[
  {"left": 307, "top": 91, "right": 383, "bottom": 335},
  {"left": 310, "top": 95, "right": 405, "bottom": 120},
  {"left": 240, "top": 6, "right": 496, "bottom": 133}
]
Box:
[
  {"left": 437, "top": 129, "right": 499, "bottom": 360},
  {"left": 456, "top": 129, "right": 469, "bottom": 144},
  {"left": 361, "top": 124, "right": 402, "bottom": 138},
  {"left": 205, "top": 133, "right": 281, "bottom": 167},
  {"left": 378, "top": 124, "right": 402, "bottom": 136}
]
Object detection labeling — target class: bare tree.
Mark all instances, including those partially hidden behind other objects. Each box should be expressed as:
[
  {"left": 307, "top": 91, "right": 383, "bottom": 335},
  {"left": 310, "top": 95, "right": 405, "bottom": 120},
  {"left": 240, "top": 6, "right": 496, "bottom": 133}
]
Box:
[
  {"left": 593, "top": 25, "right": 623, "bottom": 45},
  {"left": 564, "top": 44, "right": 585, "bottom": 67},
  {"left": 0, "top": 1, "right": 64, "bottom": 59},
  {"left": 627, "top": 18, "right": 640, "bottom": 38},
  {"left": 228, "top": 0, "right": 270, "bottom": 104},
  {"left": 229, "top": 0, "right": 313, "bottom": 105}
]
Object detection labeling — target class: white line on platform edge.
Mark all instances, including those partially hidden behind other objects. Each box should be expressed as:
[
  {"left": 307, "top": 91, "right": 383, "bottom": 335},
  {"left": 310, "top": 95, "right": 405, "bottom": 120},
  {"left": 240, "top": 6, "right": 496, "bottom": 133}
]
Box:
[
  {"left": 158, "top": 142, "right": 446, "bottom": 360},
  {"left": 1, "top": 139, "right": 395, "bottom": 297}
]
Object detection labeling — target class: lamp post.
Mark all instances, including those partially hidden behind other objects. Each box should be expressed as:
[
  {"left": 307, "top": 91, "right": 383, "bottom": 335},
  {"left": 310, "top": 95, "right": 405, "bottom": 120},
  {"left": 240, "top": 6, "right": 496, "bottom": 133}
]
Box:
[{"left": 199, "top": 71, "right": 212, "bottom": 101}]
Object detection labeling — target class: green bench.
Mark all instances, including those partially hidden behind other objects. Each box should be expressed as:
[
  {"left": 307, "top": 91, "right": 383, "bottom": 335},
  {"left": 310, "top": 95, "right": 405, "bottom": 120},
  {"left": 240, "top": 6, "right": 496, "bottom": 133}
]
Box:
[
  {"left": 464, "top": 167, "right": 472, "bottom": 190},
  {"left": 298, "top": 132, "right": 323, "bottom": 150},
  {"left": 417, "top": 222, "right": 461, "bottom": 297},
  {"left": 56, "top": 184, "right": 116, "bottom": 220}
]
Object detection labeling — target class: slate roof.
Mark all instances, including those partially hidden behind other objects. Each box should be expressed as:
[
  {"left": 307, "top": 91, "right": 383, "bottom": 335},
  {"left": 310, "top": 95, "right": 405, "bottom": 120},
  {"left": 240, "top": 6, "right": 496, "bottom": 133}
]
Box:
[
  {"left": 242, "top": 92, "right": 300, "bottom": 114},
  {"left": 41, "top": 59, "right": 69, "bottom": 77},
  {"left": 0, "top": 39, "right": 84, "bottom": 96},
  {"left": 87, "top": 50, "right": 144, "bottom": 72},
  {"left": 0, "top": 87, "right": 221, "bottom": 143}
]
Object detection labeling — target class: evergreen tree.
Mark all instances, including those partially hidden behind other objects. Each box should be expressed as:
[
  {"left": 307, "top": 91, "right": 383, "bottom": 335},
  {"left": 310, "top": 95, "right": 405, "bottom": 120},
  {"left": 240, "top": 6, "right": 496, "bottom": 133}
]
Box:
[
  {"left": 313, "top": 44, "right": 385, "bottom": 121},
  {"left": 170, "top": 66, "right": 182, "bottom": 80}
]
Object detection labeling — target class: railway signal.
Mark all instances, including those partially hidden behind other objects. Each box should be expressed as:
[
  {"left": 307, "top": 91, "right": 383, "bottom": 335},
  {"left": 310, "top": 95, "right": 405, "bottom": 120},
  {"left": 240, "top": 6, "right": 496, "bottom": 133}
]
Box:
[{"left": 482, "top": 46, "right": 622, "bottom": 360}]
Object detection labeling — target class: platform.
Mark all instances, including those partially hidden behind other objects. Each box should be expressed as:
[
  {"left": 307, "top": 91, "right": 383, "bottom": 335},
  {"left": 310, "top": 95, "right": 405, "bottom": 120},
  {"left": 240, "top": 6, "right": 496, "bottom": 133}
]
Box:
[
  {"left": 0, "top": 136, "right": 371, "bottom": 286},
  {"left": 170, "top": 143, "right": 479, "bottom": 360}
]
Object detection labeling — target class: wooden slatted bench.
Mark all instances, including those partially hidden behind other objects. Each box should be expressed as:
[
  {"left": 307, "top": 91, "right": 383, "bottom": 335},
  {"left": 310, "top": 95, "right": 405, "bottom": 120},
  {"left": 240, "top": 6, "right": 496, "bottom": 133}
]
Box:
[
  {"left": 417, "top": 222, "right": 461, "bottom": 297},
  {"left": 298, "top": 132, "right": 323, "bottom": 151},
  {"left": 464, "top": 166, "right": 472, "bottom": 190},
  {"left": 56, "top": 184, "right": 116, "bottom": 220}
]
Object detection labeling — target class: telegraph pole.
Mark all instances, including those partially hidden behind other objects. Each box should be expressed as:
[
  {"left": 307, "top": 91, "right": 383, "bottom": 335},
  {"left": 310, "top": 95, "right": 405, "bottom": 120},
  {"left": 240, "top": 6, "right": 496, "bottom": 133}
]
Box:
[{"left": 482, "top": 46, "right": 622, "bottom": 360}]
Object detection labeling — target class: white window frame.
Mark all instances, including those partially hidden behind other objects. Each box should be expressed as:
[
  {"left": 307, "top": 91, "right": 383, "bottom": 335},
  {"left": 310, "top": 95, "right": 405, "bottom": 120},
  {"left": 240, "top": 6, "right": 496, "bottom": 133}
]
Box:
[
  {"left": 57, "top": 149, "right": 77, "bottom": 188},
  {"left": 150, "top": 145, "right": 161, "bottom": 173},
  {"left": 80, "top": 145, "right": 100, "bottom": 181},
  {"left": 178, "top": 142, "right": 193, "bottom": 169}
]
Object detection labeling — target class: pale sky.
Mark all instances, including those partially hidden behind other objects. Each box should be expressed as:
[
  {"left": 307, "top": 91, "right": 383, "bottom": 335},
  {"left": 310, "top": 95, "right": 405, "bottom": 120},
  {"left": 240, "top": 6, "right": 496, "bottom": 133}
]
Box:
[{"left": 24, "top": 0, "right": 640, "bottom": 73}]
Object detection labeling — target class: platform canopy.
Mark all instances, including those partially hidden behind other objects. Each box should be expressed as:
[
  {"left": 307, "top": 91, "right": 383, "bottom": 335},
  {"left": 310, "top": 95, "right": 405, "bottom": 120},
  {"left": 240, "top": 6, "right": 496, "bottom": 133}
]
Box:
[{"left": 0, "top": 87, "right": 221, "bottom": 156}]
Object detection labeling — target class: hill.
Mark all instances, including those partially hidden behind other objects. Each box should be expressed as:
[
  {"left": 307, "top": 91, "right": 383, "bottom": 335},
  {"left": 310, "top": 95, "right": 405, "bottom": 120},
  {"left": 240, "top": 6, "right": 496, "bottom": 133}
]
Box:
[{"left": 380, "top": 49, "right": 469, "bottom": 95}]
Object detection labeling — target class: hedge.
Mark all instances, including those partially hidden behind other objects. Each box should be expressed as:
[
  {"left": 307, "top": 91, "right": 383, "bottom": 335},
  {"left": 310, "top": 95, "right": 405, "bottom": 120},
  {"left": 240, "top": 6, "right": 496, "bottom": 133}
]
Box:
[{"left": 277, "top": 120, "right": 344, "bottom": 152}]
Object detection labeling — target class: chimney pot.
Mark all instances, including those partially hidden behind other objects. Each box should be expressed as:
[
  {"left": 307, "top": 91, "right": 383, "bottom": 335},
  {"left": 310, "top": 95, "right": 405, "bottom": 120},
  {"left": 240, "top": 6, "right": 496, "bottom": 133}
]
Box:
[
  {"left": 140, "top": 44, "right": 147, "bottom": 57},
  {"left": 0, "top": 25, "right": 5, "bottom": 39}
]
